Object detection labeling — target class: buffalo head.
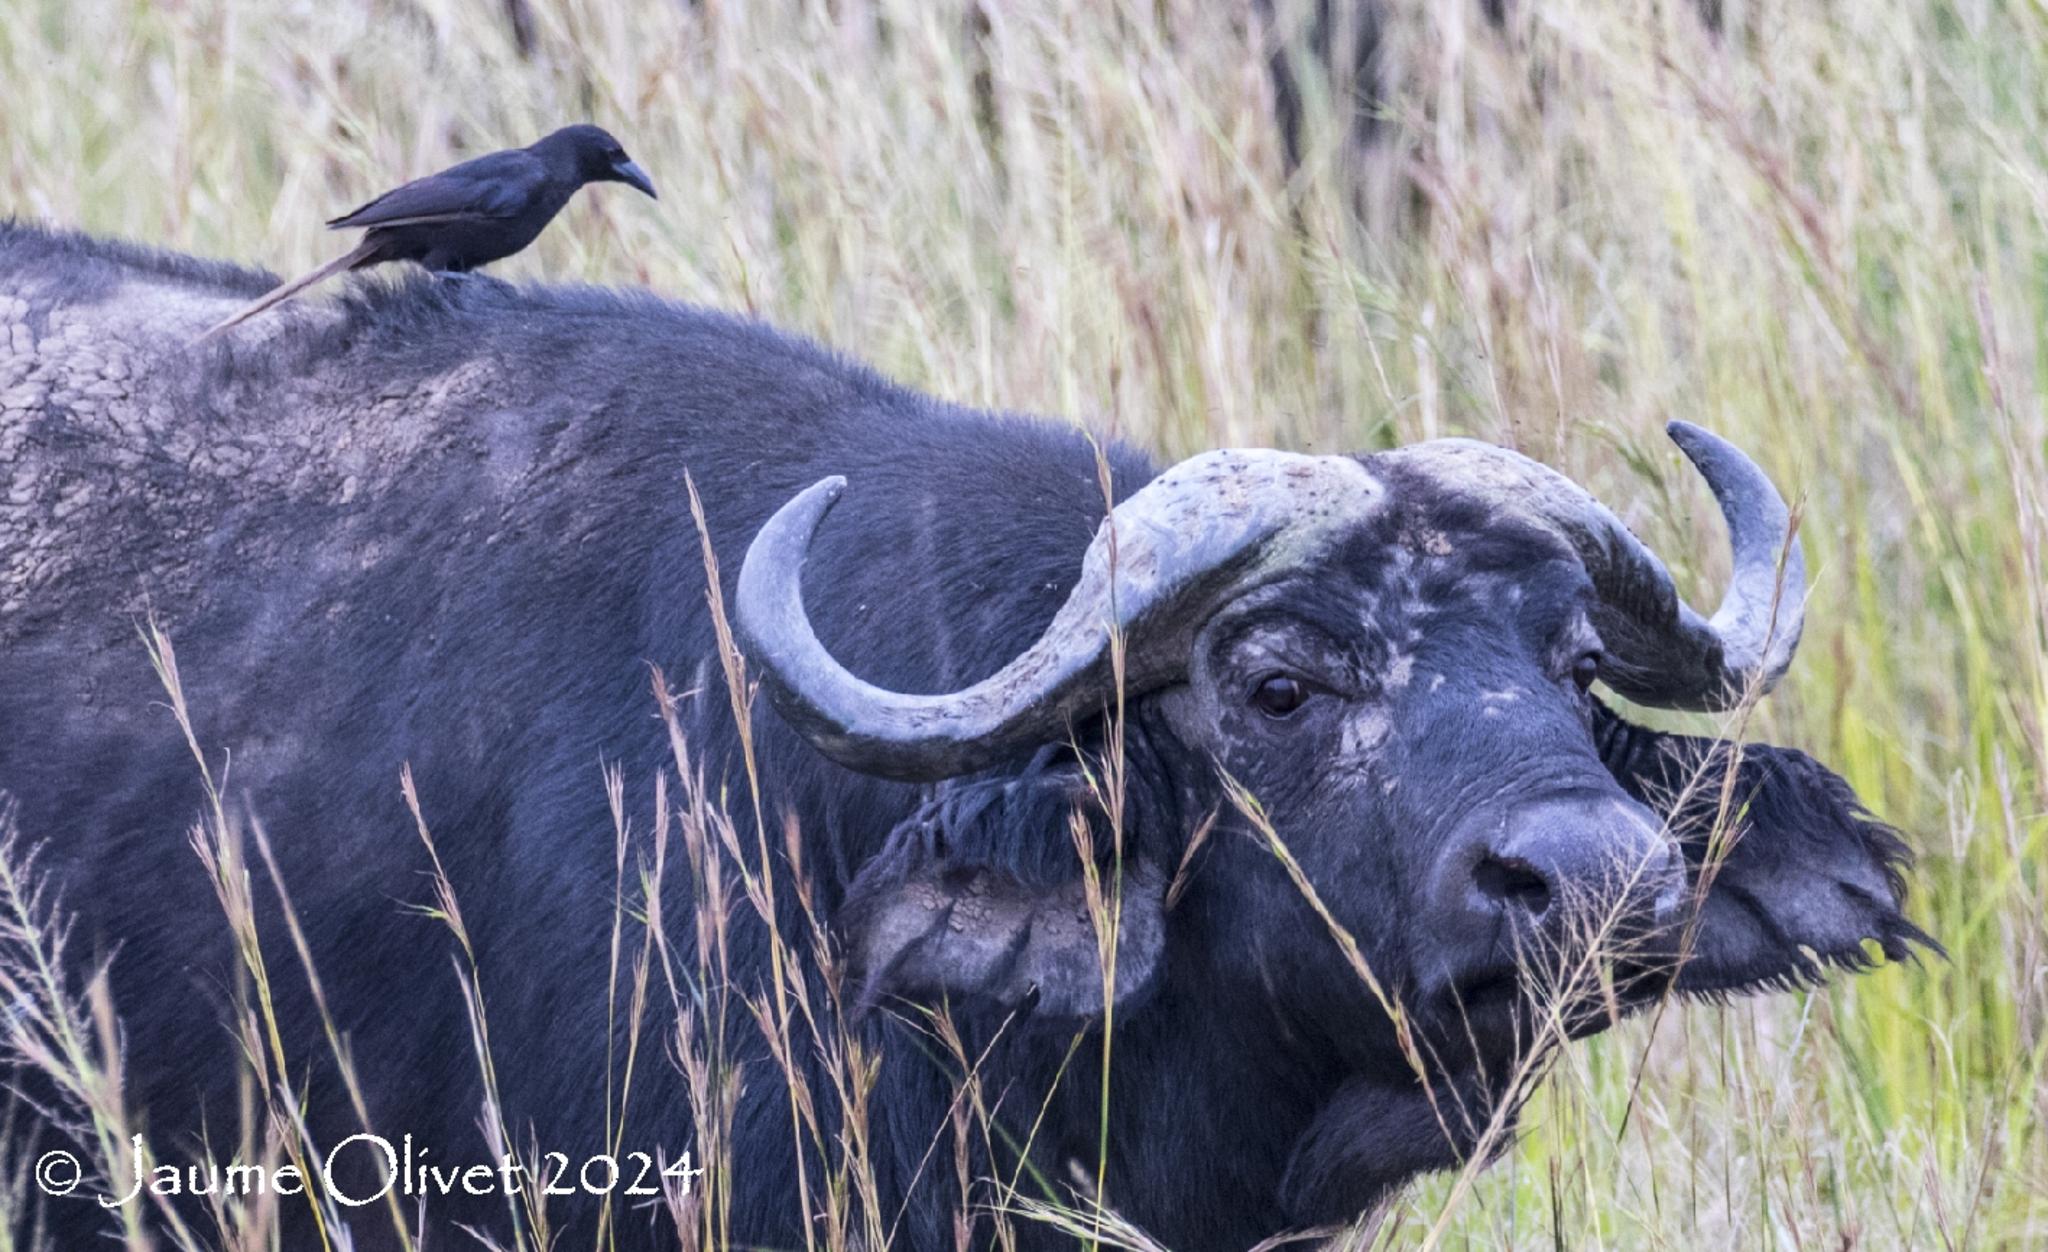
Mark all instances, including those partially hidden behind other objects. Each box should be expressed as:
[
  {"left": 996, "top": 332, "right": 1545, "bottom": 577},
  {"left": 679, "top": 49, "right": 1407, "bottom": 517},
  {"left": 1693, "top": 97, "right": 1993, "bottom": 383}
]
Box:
[{"left": 733, "top": 422, "right": 1925, "bottom": 1232}]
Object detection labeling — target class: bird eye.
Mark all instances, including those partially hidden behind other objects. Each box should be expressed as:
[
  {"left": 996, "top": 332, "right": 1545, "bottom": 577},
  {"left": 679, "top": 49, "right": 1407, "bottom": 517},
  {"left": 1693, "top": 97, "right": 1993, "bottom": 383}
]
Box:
[
  {"left": 1251, "top": 674, "right": 1312, "bottom": 719},
  {"left": 1570, "top": 652, "right": 1601, "bottom": 693}
]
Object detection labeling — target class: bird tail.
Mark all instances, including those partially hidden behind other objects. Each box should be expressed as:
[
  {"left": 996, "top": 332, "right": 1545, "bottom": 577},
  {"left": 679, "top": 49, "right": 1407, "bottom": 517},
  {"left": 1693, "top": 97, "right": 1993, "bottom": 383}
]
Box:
[{"left": 193, "top": 240, "right": 380, "bottom": 343}]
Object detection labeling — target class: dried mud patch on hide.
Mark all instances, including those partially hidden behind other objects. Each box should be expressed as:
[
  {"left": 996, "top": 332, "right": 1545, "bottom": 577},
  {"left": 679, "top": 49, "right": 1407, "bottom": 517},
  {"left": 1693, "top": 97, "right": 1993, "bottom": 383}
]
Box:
[{"left": 0, "top": 273, "right": 499, "bottom": 643}]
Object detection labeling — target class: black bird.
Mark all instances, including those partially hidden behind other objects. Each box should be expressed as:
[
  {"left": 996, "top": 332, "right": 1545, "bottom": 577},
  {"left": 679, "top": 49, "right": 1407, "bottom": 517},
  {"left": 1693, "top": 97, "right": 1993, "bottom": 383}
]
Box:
[{"left": 199, "top": 124, "right": 656, "bottom": 340}]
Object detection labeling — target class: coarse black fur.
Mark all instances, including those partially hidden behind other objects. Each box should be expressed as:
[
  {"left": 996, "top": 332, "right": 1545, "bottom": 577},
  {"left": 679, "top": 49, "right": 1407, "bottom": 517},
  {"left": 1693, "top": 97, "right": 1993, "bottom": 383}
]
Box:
[
  {"left": 0, "top": 222, "right": 1928, "bottom": 1250},
  {"left": 0, "top": 217, "right": 280, "bottom": 303},
  {"left": 1594, "top": 705, "right": 1938, "bottom": 992}
]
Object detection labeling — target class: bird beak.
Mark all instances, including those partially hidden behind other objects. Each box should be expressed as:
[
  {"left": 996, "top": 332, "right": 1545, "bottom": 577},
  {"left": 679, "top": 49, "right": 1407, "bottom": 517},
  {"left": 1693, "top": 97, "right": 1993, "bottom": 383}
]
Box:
[{"left": 610, "top": 159, "right": 657, "bottom": 200}]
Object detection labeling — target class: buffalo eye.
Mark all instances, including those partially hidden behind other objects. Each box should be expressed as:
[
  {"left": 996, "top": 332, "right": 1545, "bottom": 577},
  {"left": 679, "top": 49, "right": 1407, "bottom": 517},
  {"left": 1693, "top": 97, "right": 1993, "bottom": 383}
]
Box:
[
  {"left": 1251, "top": 674, "right": 1311, "bottom": 719},
  {"left": 1570, "top": 652, "right": 1601, "bottom": 693}
]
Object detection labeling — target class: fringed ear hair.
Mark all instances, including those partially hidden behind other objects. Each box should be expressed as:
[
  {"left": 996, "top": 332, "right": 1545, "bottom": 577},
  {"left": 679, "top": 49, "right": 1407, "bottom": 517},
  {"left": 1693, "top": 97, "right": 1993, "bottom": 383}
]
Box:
[{"left": 839, "top": 756, "right": 1167, "bottom": 1021}]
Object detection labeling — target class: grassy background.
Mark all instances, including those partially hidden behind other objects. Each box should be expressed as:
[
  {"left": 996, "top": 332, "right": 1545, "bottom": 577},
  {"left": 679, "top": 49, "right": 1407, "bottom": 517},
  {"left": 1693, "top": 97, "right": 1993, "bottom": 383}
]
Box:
[{"left": 3, "top": 0, "right": 2043, "bottom": 1246}]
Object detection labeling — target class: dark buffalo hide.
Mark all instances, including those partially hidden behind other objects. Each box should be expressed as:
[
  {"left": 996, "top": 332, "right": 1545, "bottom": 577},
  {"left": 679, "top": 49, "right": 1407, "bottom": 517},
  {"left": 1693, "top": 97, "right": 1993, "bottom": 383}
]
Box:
[{"left": 0, "top": 223, "right": 1927, "bottom": 1251}]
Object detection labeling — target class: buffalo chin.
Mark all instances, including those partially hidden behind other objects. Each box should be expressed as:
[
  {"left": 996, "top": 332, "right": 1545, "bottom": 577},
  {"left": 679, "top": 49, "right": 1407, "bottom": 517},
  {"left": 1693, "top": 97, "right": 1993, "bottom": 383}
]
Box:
[{"left": 1410, "top": 952, "right": 1677, "bottom": 1071}]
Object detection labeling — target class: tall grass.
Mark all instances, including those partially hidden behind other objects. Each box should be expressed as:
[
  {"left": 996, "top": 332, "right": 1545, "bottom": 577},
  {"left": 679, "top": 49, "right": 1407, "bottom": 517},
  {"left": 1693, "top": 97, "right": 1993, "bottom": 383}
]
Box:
[{"left": 1, "top": 0, "right": 2043, "bottom": 1246}]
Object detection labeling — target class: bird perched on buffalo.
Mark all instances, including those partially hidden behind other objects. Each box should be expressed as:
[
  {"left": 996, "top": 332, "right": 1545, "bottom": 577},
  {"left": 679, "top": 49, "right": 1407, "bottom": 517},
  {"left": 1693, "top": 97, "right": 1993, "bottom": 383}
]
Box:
[{"left": 198, "top": 123, "right": 656, "bottom": 340}]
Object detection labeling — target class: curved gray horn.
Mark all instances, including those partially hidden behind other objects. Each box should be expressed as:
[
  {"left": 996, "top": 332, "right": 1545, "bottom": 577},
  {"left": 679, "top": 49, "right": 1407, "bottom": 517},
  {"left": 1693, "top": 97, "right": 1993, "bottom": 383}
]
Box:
[
  {"left": 1384, "top": 421, "right": 1804, "bottom": 711},
  {"left": 735, "top": 450, "right": 1385, "bottom": 781}
]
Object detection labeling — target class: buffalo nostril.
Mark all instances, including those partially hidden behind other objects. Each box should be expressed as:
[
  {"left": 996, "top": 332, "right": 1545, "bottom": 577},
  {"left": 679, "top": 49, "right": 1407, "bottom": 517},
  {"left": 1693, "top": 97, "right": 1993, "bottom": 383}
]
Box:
[{"left": 1473, "top": 854, "right": 1553, "bottom": 917}]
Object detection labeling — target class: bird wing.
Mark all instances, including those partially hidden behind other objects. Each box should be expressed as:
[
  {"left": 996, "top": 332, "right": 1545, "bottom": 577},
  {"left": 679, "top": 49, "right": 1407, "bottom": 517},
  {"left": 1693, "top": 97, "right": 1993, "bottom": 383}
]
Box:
[{"left": 325, "top": 150, "right": 546, "bottom": 230}]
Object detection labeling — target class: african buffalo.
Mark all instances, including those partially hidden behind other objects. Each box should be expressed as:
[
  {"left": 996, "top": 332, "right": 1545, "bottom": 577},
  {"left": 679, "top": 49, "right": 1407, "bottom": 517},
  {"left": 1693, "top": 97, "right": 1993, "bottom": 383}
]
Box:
[{"left": 0, "top": 222, "right": 1927, "bottom": 1249}]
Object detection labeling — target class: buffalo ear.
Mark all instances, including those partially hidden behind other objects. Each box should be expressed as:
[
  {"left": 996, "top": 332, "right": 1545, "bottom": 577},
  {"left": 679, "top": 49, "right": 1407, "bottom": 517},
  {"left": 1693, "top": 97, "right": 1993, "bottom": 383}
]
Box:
[
  {"left": 1594, "top": 704, "right": 1938, "bottom": 994},
  {"left": 840, "top": 768, "right": 1167, "bottom": 1021}
]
